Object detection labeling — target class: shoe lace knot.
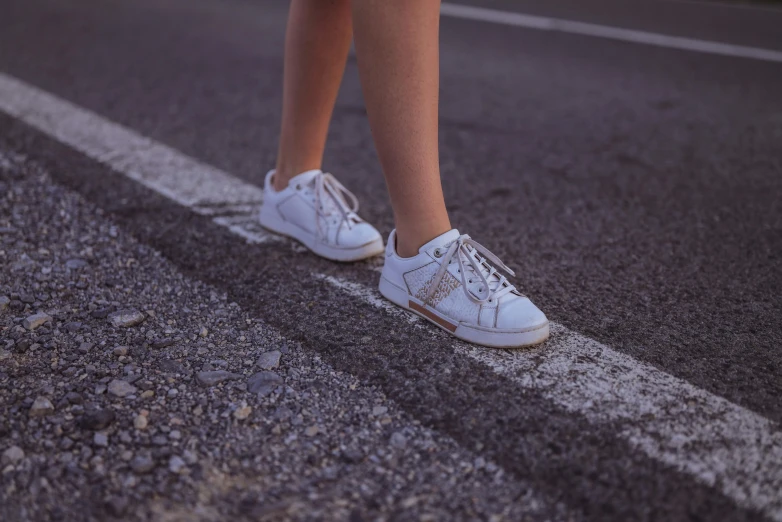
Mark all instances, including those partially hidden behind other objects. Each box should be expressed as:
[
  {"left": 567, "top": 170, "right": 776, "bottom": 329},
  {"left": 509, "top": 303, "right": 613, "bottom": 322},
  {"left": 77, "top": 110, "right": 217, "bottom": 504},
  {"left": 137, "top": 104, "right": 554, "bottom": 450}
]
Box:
[
  {"left": 424, "top": 234, "right": 517, "bottom": 305},
  {"left": 311, "top": 171, "right": 361, "bottom": 239}
]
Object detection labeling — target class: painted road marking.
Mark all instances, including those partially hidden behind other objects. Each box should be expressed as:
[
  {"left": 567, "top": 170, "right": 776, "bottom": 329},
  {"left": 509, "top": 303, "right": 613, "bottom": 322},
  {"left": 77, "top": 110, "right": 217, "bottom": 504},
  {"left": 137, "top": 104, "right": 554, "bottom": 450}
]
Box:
[
  {"left": 321, "top": 274, "right": 782, "bottom": 521},
  {"left": 440, "top": 3, "right": 782, "bottom": 64},
  {"left": 2, "top": 72, "right": 781, "bottom": 519},
  {"left": 0, "top": 73, "right": 276, "bottom": 245}
]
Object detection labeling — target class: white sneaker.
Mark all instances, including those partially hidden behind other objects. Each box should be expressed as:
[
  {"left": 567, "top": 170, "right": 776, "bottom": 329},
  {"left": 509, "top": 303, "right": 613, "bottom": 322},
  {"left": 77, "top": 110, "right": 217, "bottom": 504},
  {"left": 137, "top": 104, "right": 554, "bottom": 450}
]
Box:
[
  {"left": 259, "top": 169, "right": 384, "bottom": 261},
  {"left": 379, "top": 229, "right": 549, "bottom": 348}
]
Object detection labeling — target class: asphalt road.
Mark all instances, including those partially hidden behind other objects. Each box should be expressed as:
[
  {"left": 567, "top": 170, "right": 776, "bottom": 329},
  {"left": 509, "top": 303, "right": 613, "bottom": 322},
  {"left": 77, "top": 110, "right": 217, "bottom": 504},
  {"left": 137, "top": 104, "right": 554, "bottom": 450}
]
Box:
[{"left": 1, "top": 0, "right": 781, "bottom": 520}]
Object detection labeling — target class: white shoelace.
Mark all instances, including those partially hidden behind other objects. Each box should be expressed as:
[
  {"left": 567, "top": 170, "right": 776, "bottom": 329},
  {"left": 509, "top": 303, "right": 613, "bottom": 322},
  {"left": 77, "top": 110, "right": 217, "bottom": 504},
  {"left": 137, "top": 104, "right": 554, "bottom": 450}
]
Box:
[
  {"left": 424, "top": 234, "right": 517, "bottom": 305},
  {"left": 308, "top": 172, "right": 360, "bottom": 240}
]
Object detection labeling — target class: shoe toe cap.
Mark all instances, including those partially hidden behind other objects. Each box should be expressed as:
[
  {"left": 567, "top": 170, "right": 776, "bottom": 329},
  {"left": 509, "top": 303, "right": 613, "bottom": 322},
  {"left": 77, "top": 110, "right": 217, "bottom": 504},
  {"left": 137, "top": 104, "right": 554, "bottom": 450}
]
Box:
[
  {"left": 339, "top": 222, "right": 382, "bottom": 248},
  {"left": 495, "top": 296, "right": 548, "bottom": 330}
]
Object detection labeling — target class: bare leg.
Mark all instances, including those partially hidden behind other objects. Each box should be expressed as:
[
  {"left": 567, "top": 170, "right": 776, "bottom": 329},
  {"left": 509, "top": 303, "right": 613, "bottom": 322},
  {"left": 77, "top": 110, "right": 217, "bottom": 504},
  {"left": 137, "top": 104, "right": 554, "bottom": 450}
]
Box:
[
  {"left": 352, "top": 0, "right": 451, "bottom": 257},
  {"left": 274, "top": 0, "right": 353, "bottom": 191}
]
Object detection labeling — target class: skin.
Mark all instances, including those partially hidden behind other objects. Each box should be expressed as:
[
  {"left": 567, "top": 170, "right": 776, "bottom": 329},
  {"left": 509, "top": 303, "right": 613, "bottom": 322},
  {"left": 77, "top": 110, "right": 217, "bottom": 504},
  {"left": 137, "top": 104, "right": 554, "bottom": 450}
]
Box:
[{"left": 274, "top": 0, "right": 451, "bottom": 257}]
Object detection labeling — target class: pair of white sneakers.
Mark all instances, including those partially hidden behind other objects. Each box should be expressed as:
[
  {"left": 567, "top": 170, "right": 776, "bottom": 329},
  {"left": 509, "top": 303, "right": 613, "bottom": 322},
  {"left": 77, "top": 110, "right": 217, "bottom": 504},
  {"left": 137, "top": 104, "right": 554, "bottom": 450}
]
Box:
[{"left": 259, "top": 169, "right": 549, "bottom": 348}]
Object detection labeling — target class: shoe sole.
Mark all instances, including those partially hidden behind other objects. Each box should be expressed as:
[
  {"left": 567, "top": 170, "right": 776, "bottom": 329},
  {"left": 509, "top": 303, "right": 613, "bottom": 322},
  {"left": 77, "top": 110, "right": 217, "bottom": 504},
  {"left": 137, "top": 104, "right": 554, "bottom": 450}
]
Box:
[
  {"left": 259, "top": 210, "right": 384, "bottom": 262},
  {"left": 379, "top": 276, "right": 549, "bottom": 348}
]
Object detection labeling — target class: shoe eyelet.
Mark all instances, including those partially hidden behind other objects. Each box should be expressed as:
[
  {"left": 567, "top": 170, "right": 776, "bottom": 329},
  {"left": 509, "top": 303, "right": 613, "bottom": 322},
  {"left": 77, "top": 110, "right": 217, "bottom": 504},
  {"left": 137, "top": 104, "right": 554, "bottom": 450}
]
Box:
[
  {"left": 468, "top": 279, "right": 473, "bottom": 284},
  {"left": 295, "top": 184, "right": 302, "bottom": 190},
  {"left": 433, "top": 248, "right": 443, "bottom": 258}
]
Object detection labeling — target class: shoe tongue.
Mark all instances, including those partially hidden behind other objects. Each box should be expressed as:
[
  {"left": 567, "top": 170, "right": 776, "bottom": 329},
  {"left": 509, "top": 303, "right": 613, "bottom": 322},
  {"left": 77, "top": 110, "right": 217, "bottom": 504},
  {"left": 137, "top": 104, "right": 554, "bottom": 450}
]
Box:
[
  {"left": 418, "top": 229, "right": 460, "bottom": 254},
  {"left": 289, "top": 169, "right": 322, "bottom": 185}
]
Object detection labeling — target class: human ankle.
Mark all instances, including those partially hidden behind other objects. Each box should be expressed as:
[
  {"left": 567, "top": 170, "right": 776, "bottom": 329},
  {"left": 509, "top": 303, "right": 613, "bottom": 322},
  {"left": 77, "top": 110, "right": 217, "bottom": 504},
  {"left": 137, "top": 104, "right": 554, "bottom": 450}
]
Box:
[{"left": 395, "top": 225, "right": 451, "bottom": 258}]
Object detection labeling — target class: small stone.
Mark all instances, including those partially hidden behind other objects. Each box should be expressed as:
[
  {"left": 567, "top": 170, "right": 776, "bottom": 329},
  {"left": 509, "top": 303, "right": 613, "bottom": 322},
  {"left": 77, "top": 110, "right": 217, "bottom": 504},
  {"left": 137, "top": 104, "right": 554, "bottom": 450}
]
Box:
[
  {"left": 15, "top": 339, "right": 31, "bottom": 353},
  {"left": 29, "top": 396, "right": 54, "bottom": 417},
  {"left": 182, "top": 450, "right": 198, "bottom": 465},
  {"left": 372, "top": 405, "right": 388, "bottom": 417},
  {"left": 65, "top": 392, "right": 83, "bottom": 404},
  {"left": 196, "top": 370, "right": 242, "bottom": 387},
  {"left": 0, "top": 296, "right": 9, "bottom": 310},
  {"left": 169, "top": 430, "right": 181, "bottom": 440},
  {"left": 256, "top": 350, "right": 281, "bottom": 370},
  {"left": 112, "top": 346, "right": 129, "bottom": 356},
  {"left": 390, "top": 432, "right": 407, "bottom": 449},
  {"left": 2, "top": 446, "right": 24, "bottom": 465},
  {"left": 247, "top": 371, "right": 283, "bottom": 397},
  {"left": 108, "top": 309, "right": 146, "bottom": 328},
  {"left": 133, "top": 415, "right": 148, "bottom": 430},
  {"left": 108, "top": 379, "right": 137, "bottom": 398},
  {"left": 168, "top": 455, "right": 186, "bottom": 474},
  {"left": 234, "top": 404, "right": 252, "bottom": 420},
  {"left": 78, "top": 342, "right": 93, "bottom": 354},
  {"left": 140, "top": 390, "right": 154, "bottom": 399},
  {"left": 341, "top": 448, "right": 364, "bottom": 464},
  {"left": 94, "top": 383, "right": 107, "bottom": 395},
  {"left": 199, "top": 327, "right": 208, "bottom": 337},
  {"left": 105, "top": 496, "right": 128, "bottom": 517},
  {"left": 151, "top": 338, "right": 174, "bottom": 349},
  {"left": 0, "top": 349, "right": 11, "bottom": 361},
  {"left": 20, "top": 294, "right": 35, "bottom": 304},
  {"left": 62, "top": 321, "right": 82, "bottom": 333},
  {"left": 304, "top": 425, "right": 319, "bottom": 437},
  {"left": 22, "top": 312, "right": 52, "bottom": 331},
  {"left": 130, "top": 454, "right": 155, "bottom": 474},
  {"left": 93, "top": 433, "right": 109, "bottom": 447},
  {"left": 65, "top": 258, "right": 88, "bottom": 269},
  {"left": 79, "top": 409, "right": 116, "bottom": 430}
]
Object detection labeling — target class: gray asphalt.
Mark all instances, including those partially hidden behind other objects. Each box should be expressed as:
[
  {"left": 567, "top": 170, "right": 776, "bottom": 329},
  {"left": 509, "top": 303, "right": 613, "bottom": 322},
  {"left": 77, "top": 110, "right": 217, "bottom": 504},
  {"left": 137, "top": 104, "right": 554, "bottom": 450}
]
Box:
[{"left": 1, "top": 0, "right": 781, "bottom": 520}]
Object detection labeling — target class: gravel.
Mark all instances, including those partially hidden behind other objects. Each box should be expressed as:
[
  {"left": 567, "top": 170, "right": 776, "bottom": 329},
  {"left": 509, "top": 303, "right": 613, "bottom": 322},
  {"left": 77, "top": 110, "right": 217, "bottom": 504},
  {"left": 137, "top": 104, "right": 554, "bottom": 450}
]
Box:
[
  {"left": 21, "top": 312, "right": 51, "bottom": 331},
  {"left": 256, "top": 349, "right": 281, "bottom": 369},
  {"left": 0, "top": 149, "right": 563, "bottom": 520}
]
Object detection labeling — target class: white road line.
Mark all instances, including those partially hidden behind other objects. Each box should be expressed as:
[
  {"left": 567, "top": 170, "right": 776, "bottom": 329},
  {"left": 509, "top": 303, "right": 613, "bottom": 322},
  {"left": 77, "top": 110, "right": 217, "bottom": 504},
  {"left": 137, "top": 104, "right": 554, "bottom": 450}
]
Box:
[
  {"left": 0, "top": 73, "right": 274, "bottom": 245},
  {"left": 2, "top": 71, "right": 782, "bottom": 519},
  {"left": 320, "top": 274, "right": 782, "bottom": 521},
  {"left": 440, "top": 3, "right": 782, "bottom": 64}
]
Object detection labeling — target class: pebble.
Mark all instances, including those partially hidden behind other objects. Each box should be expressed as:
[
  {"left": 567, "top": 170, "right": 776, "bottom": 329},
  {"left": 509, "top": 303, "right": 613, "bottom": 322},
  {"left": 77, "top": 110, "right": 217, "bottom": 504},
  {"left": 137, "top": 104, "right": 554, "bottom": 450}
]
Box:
[
  {"left": 0, "top": 295, "right": 9, "bottom": 310},
  {"left": 22, "top": 312, "right": 52, "bottom": 331},
  {"left": 65, "top": 392, "right": 83, "bottom": 404},
  {"left": 105, "top": 497, "right": 128, "bottom": 517},
  {"left": 199, "top": 327, "right": 208, "bottom": 337},
  {"left": 2, "top": 446, "right": 25, "bottom": 466},
  {"left": 233, "top": 404, "right": 252, "bottom": 420},
  {"left": 78, "top": 342, "right": 93, "bottom": 354},
  {"left": 78, "top": 409, "right": 116, "bottom": 431},
  {"left": 108, "top": 309, "right": 146, "bottom": 328},
  {"left": 133, "top": 415, "right": 148, "bottom": 430},
  {"left": 29, "top": 396, "right": 54, "bottom": 417},
  {"left": 108, "top": 379, "right": 137, "bottom": 398},
  {"left": 65, "top": 258, "right": 88, "bottom": 269},
  {"left": 390, "top": 432, "right": 407, "bottom": 449},
  {"left": 372, "top": 405, "right": 388, "bottom": 417},
  {"left": 247, "top": 371, "right": 283, "bottom": 397},
  {"left": 130, "top": 454, "right": 156, "bottom": 474},
  {"left": 168, "top": 455, "right": 186, "bottom": 474},
  {"left": 112, "top": 346, "right": 129, "bottom": 356},
  {"left": 196, "top": 370, "right": 242, "bottom": 387},
  {"left": 93, "top": 433, "right": 109, "bottom": 447},
  {"left": 257, "top": 350, "right": 282, "bottom": 370},
  {"left": 304, "top": 425, "right": 319, "bottom": 437},
  {"left": 140, "top": 390, "right": 155, "bottom": 399}
]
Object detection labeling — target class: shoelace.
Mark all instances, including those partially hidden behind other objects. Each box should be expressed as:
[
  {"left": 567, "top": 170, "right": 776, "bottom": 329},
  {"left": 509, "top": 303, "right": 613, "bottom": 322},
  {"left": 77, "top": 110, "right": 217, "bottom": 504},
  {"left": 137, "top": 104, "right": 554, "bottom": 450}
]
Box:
[
  {"left": 424, "top": 234, "right": 517, "bottom": 305},
  {"left": 310, "top": 172, "right": 360, "bottom": 240}
]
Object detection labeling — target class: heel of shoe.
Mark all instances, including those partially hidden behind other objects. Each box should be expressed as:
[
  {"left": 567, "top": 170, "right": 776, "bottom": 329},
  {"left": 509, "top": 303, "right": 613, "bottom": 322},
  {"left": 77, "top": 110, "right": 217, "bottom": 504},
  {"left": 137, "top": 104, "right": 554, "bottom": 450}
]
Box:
[{"left": 378, "top": 276, "right": 409, "bottom": 308}]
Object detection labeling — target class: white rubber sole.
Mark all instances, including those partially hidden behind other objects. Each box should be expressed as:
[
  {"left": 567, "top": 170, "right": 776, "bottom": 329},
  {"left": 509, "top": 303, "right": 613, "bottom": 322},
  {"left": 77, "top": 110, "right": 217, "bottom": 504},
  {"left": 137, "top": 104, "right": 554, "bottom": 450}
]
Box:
[
  {"left": 379, "top": 276, "right": 549, "bottom": 348},
  {"left": 259, "top": 208, "right": 384, "bottom": 262}
]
